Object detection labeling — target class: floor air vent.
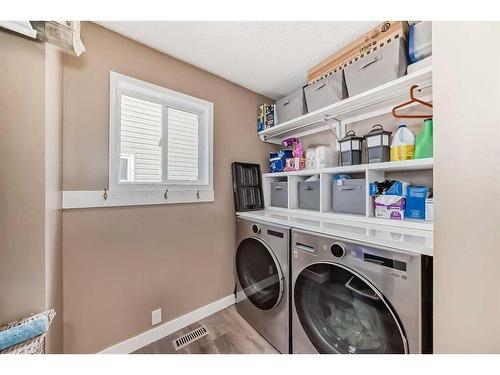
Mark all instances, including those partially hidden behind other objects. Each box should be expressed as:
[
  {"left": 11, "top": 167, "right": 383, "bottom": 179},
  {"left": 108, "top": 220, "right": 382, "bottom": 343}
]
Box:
[{"left": 173, "top": 326, "right": 208, "bottom": 350}]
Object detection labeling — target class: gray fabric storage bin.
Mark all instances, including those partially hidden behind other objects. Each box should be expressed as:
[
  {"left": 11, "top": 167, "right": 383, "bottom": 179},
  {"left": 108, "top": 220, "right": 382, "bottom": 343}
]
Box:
[
  {"left": 298, "top": 180, "right": 320, "bottom": 211},
  {"left": 332, "top": 178, "right": 366, "bottom": 215},
  {"left": 276, "top": 88, "right": 307, "bottom": 124},
  {"left": 344, "top": 38, "right": 408, "bottom": 97},
  {"left": 304, "top": 71, "right": 347, "bottom": 112},
  {"left": 270, "top": 182, "right": 288, "bottom": 208}
]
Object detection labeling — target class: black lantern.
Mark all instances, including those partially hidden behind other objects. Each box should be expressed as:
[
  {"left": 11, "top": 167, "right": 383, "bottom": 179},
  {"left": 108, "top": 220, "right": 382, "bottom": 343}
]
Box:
[
  {"left": 364, "top": 124, "right": 392, "bottom": 164},
  {"left": 339, "top": 130, "right": 363, "bottom": 166}
]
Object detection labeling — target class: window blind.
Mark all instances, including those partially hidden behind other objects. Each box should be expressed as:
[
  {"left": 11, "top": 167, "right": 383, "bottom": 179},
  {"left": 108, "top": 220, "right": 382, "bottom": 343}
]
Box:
[
  {"left": 167, "top": 108, "right": 200, "bottom": 182},
  {"left": 120, "top": 94, "right": 162, "bottom": 182}
]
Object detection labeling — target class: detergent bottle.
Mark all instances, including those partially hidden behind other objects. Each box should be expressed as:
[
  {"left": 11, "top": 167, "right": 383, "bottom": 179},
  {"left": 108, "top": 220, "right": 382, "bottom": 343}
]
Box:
[
  {"left": 414, "top": 118, "right": 433, "bottom": 159},
  {"left": 390, "top": 124, "right": 415, "bottom": 161}
]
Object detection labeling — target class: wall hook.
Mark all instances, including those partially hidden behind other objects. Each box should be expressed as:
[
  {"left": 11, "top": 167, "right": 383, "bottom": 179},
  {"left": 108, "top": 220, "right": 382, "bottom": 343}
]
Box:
[
  {"left": 164, "top": 189, "right": 168, "bottom": 200},
  {"left": 196, "top": 190, "right": 200, "bottom": 199},
  {"left": 103, "top": 186, "right": 109, "bottom": 200}
]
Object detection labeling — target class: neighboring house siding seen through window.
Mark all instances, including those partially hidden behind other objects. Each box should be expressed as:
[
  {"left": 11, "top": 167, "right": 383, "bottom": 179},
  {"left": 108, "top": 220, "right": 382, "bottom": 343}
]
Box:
[
  {"left": 109, "top": 72, "right": 214, "bottom": 204},
  {"left": 120, "top": 94, "right": 162, "bottom": 182}
]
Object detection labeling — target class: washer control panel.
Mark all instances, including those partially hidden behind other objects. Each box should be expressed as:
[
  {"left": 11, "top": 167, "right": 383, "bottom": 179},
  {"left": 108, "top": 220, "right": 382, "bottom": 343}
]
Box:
[
  {"left": 330, "top": 243, "right": 346, "bottom": 258},
  {"left": 252, "top": 224, "right": 261, "bottom": 234}
]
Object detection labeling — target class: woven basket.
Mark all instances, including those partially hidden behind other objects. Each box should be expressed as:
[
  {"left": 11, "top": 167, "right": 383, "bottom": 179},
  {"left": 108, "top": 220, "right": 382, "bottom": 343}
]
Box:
[{"left": 0, "top": 310, "right": 55, "bottom": 354}]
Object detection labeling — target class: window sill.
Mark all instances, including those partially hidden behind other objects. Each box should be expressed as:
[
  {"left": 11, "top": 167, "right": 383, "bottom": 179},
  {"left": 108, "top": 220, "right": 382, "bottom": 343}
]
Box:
[{"left": 62, "top": 189, "right": 214, "bottom": 209}]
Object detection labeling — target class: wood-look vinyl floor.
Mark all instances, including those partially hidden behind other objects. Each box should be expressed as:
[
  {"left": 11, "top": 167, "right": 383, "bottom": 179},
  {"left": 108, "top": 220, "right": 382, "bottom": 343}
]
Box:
[{"left": 133, "top": 305, "right": 279, "bottom": 354}]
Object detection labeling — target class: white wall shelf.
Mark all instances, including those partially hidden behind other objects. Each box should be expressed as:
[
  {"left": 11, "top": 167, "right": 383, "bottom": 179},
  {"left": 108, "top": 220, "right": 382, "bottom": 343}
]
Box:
[
  {"left": 263, "top": 158, "right": 433, "bottom": 178},
  {"left": 262, "top": 158, "right": 433, "bottom": 231},
  {"left": 258, "top": 66, "right": 432, "bottom": 144}
]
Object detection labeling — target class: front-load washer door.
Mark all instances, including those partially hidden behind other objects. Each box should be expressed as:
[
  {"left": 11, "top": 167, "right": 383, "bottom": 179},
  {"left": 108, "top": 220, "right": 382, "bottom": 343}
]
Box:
[
  {"left": 294, "top": 262, "right": 407, "bottom": 354},
  {"left": 236, "top": 237, "right": 284, "bottom": 311}
]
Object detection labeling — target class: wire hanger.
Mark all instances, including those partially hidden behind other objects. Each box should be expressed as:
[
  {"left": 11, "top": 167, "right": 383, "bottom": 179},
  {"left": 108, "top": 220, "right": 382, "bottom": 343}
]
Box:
[{"left": 392, "top": 85, "right": 433, "bottom": 119}]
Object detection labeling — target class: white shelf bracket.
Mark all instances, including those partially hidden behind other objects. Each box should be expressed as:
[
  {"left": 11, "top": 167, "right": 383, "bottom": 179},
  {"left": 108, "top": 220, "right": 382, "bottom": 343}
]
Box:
[
  {"left": 324, "top": 115, "right": 345, "bottom": 141},
  {"left": 260, "top": 134, "right": 282, "bottom": 145},
  {"left": 336, "top": 122, "right": 346, "bottom": 140}
]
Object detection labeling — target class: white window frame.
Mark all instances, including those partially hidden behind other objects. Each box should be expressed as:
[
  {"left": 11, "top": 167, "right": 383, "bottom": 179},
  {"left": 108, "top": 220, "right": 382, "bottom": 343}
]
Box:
[
  {"left": 109, "top": 72, "right": 213, "bottom": 203},
  {"left": 120, "top": 153, "right": 135, "bottom": 182}
]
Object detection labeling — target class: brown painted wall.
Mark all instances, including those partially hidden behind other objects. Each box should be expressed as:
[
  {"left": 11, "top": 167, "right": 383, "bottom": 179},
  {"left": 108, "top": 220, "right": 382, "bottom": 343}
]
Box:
[
  {"left": 0, "top": 31, "right": 46, "bottom": 325},
  {"left": 62, "top": 22, "right": 275, "bottom": 353}
]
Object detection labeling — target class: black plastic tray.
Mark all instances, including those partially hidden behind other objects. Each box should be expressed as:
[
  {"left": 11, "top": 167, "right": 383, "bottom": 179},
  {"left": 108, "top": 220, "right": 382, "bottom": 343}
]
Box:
[{"left": 231, "top": 162, "right": 264, "bottom": 212}]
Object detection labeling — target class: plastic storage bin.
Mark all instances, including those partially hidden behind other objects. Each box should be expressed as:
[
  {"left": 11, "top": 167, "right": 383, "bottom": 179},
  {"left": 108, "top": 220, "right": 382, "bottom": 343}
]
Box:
[
  {"left": 344, "top": 38, "right": 408, "bottom": 97},
  {"left": 270, "top": 181, "right": 288, "bottom": 208},
  {"left": 304, "top": 71, "right": 347, "bottom": 112},
  {"left": 332, "top": 178, "right": 366, "bottom": 215},
  {"left": 409, "top": 21, "right": 432, "bottom": 63},
  {"left": 298, "top": 180, "right": 320, "bottom": 211},
  {"left": 276, "top": 88, "right": 307, "bottom": 124},
  {"left": 231, "top": 162, "right": 264, "bottom": 212}
]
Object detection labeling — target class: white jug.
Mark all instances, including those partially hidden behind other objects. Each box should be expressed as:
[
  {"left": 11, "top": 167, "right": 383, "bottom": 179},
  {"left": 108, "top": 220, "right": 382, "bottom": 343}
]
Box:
[{"left": 390, "top": 124, "right": 415, "bottom": 161}]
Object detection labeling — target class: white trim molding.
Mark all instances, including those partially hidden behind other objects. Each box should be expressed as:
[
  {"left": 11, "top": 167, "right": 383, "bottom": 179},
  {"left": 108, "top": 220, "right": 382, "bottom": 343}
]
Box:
[
  {"left": 99, "top": 294, "right": 235, "bottom": 354},
  {"left": 63, "top": 188, "right": 214, "bottom": 209}
]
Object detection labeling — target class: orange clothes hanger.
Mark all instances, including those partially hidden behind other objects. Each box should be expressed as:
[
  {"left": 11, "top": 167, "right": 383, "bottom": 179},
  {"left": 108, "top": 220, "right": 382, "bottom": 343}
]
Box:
[{"left": 392, "top": 85, "right": 433, "bottom": 119}]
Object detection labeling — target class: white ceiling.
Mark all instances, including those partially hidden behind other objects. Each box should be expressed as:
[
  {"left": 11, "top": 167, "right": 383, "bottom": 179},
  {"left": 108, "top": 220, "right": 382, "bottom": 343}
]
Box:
[{"left": 97, "top": 21, "right": 380, "bottom": 99}]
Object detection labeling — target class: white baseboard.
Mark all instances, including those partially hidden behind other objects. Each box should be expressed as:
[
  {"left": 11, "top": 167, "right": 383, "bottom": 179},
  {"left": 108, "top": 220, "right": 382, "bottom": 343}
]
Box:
[{"left": 99, "top": 294, "right": 235, "bottom": 354}]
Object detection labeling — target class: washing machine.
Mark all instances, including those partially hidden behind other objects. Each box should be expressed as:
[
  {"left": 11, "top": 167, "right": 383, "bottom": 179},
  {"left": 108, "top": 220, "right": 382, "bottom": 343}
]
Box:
[
  {"left": 291, "top": 228, "right": 432, "bottom": 354},
  {"left": 235, "top": 217, "right": 290, "bottom": 353}
]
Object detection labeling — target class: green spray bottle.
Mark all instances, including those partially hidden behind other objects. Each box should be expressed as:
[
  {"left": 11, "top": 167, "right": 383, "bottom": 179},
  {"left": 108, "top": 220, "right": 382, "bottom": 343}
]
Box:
[{"left": 415, "top": 118, "right": 433, "bottom": 159}]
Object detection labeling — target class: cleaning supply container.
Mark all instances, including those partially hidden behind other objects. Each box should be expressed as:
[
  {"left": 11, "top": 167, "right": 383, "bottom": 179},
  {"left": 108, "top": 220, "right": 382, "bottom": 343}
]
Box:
[
  {"left": 390, "top": 124, "right": 415, "bottom": 161},
  {"left": 415, "top": 118, "right": 433, "bottom": 158}
]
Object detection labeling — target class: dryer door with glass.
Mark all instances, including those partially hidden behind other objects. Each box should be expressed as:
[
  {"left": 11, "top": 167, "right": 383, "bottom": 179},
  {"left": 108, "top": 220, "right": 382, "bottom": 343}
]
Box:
[
  {"left": 236, "top": 237, "right": 284, "bottom": 311},
  {"left": 294, "top": 262, "right": 407, "bottom": 354}
]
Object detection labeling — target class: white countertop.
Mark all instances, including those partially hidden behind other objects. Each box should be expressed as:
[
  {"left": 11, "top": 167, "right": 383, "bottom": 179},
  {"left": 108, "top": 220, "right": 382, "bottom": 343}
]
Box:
[{"left": 236, "top": 209, "right": 433, "bottom": 256}]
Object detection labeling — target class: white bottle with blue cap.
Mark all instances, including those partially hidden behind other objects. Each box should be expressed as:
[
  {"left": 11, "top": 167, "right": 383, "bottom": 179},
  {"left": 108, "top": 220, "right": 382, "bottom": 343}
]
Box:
[{"left": 390, "top": 124, "right": 415, "bottom": 161}]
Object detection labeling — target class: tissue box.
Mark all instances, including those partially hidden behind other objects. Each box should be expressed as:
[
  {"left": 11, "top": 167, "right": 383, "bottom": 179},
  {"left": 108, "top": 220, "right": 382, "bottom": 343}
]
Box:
[
  {"left": 374, "top": 195, "right": 405, "bottom": 220},
  {"left": 284, "top": 157, "right": 305, "bottom": 172},
  {"left": 405, "top": 186, "right": 430, "bottom": 220},
  {"left": 270, "top": 150, "right": 293, "bottom": 173}
]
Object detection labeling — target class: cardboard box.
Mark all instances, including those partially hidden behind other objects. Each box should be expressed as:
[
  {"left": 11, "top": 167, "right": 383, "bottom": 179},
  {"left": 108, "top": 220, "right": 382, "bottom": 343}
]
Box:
[
  {"left": 307, "top": 21, "right": 408, "bottom": 83},
  {"left": 374, "top": 195, "right": 405, "bottom": 220},
  {"left": 265, "top": 104, "right": 276, "bottom": 128},
  {"left": 369, "top": 180, "right": 409, "bottom": 196},
  {"left": 284, "top": 157, "right": 306, "bottom": 172},
  {"left": 425, "top": 198, "right": 433, "bottom": 221},
  {"left": 257, "top": 104, "right": 266, "bottom": 132},
  {"left": 405, "top": 186, "right": 430, "bottom": 220},
  {"left": 270, "top": 150, "right": 293, "bottom": 173}
]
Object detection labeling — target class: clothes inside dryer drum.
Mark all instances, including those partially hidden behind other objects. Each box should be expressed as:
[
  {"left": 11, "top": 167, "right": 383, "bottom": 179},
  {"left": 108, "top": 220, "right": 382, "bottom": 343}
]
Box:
[
  {"left": 236, "top": 238, "right": 282, "bottom": 310},
  {"left": 294, "top": 263, "right": 406, "bottom": 354}
]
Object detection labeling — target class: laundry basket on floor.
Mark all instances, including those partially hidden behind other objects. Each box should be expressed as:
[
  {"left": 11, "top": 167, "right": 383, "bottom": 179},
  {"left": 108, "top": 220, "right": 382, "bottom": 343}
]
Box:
[{"left": 0, "top": 310, "right": 55, "bottom": 354}]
